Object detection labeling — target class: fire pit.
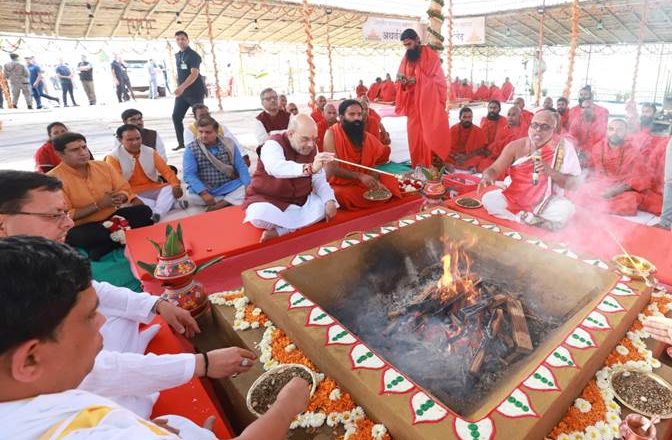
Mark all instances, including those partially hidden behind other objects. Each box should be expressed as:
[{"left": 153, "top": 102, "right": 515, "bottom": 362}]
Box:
[{"left": 243, "top": 208, "right": 651, "bottom": 439}]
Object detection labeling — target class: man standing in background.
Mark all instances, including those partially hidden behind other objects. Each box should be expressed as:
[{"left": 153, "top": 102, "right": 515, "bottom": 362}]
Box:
[
  {"left": 111, "top": 55, "right": 132, "bottom": 103},
  {"left": 147, "top": 59, "right": 159, "bottom": 99},
  {"left": 26, "top": 56, "right": 59, "bottom": 109},
  {"left": 4, "top": 53, "right": 32, "bottom": 109},
  {"left": 77, "top": 55, "right": 96, "bottom": 105},
  {"left": 171, "top": 31, "right": 206, "bottom": 151},
  {"left": 55, "top": 59, "right": 78, "bottom": 107}
]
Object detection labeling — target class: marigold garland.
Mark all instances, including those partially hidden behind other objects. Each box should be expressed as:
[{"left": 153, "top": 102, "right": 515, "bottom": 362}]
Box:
[{"left": 211, "top": 286, "right": 672, "bottom": 440}]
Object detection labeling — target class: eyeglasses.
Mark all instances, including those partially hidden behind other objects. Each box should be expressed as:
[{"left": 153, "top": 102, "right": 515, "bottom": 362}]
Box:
[
  {"left": 0, "top": 210, "right": 71, "bottom": 222},
  {"left": 530, "top": 122, "right": 553, "bottom": 132}
]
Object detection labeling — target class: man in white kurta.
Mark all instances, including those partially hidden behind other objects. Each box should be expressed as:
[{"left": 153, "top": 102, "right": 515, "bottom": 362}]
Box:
[
  {"left": 0, "top": 170, "right": 245, "bottom": 418},
  {"left": 243, "top": 114, "right": 337, "bottom": 242},
  {"left": 0, "top": 236, "right": 311, "bottom": 440},
  {"left": 479, "top": 110, "right": 582, "bottom": 230}
]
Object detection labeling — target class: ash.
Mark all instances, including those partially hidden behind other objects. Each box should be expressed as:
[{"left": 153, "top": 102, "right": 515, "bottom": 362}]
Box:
[{"left": 327, "top": 244, "right": 565, "bottom": 417}]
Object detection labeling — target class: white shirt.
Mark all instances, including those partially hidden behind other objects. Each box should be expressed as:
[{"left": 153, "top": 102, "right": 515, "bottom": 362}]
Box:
[
  {"left": 79, "top": 351, "right": 195, "bottom": 418},
  {"left": 252, "top": 117, "right": 286, "bottom": 147},
  {"left": 93, "top": 280, "right": 157, "bottom": 324},
  {"left": 260, "top": 140, "right": 335, "bottom": 202},
  {"left": 0, "top": 389, "right": 215, "bottom": 440},
  {"left": 154, "top": 133, "right": 167, "bottom": 162}
]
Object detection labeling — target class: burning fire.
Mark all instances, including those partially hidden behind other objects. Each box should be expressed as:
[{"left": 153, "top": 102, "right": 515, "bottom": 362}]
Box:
[{"left": 435, "top": 242, "right": 479, "bottom": 305}]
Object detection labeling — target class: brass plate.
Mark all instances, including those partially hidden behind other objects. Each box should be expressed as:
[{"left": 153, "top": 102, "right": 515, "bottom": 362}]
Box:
[
  {"left": 363, "top": 187, "right": 392, "bottom": 201},
  {"left": 610, "top": 368, "right": 672, "bottom": 419},
  {"left": 455, "top": 197, "right": 483, "bottom": 209},
  {"left": 612, "top": 254, "right": 656, "bottom": 280}
]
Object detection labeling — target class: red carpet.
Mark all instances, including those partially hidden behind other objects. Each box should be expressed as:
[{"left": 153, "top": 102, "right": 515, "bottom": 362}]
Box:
[
  {"left": 126, "top": 195, "right": 421, "bottom": 284},
  {"left": 146, "top": 318, "right": 233, "bottom": 439},
  {"left": 448, "top": 190, "right": 672, "bottom": 285}
]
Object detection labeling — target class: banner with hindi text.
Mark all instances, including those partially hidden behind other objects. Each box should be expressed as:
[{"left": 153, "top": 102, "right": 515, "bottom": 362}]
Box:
[
  {"left": 452, "top": 16, "right": 486, "bottom": 46},
  {"left": 362, "top": 17, "right": 425, "bottom": 44}
]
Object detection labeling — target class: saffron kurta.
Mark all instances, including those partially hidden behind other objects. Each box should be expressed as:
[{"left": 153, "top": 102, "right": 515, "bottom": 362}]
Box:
[
  {"left": 328, "top": 124, "right": 400, "bottom": 210},
  {"left": 447, "top": 124, "right": 489, "bottom": 171},
  {"left": 395, "top": 46, "right": 451, "bottom": 166}
]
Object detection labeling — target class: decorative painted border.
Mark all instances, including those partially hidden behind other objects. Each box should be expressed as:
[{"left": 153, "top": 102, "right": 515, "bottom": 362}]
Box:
[{"left": 250, "top": 206, "right": 647, "bottom": 435}]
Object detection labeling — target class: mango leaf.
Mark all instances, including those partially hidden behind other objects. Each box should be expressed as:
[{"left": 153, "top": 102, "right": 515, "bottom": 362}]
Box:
[
  {"left": 165, "top": 224, "right": 174, "bottom": 238},
  {"left": 195, "top": 256, "right": 224, "bottom": 274},
  {"left": 176, "top": 223, "right": 183, "bottom": 245},
  {"left": 165, "top": 232, "right": 178, "bottom": 257},
  {"left": 137, "top": 261, "right": 157, "bottom": 276},
  {"left": 420, "top": 166, "right": 434, "bottom": 181},
  {"left": 148, "top": 239, "right": 163, "bottom": 256}
]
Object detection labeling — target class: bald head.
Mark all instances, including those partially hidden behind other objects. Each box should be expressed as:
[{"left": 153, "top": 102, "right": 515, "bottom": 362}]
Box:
[
  {"left": 324, "top": 104, "right": 338, "bottom": 124},
  {"left": 528, "top": 110, "right": 557, "bottom": 147},
  {"left": 316, "top": 95, "right": 327, "bottom": 110},
  {"left": 507, "top": 106, "right": 521, "bottom": 127},
  {"left": 287, "top": 114, "right": 318, "bottom": 155},
  {"left": 514, "top": 97, "right": 525, "bottom": 110}
]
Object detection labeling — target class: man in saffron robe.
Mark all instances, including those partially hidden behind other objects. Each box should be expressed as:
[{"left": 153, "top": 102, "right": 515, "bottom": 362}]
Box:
[
  {"left": 627, "top": 102, "right": 669, "bottom": 155},
  {"left": 474, "top": 81, "right": 490, "bottom": 101},
  {"left": 279, "top": 94, "right": 288, "bottom": 112},
  {"left": 356, "top": 80, "right": 368, "bottom": 98},
  {"left": 316, "top": 104, "right": 338, "bottom": 152},
  {"left": 489, "top": 82, "right": 503, "bottom": 102},
  {"left": 378, "top": 73, "right": 397, "bottom": 103},
  {"left": 556, "top": 97, "right": 571, "bottom": 133},
  {"left": 459, "top": 79, "right": 473, "bottom": 100},
  {"left": 367, "top": 77, "right": 382, "bottom": 101},
  {"left": 360, "top": 97, "right": 390, "bottom": 146},
  {"left": 324, "top": 100, "right": 401, "bottom": 210},
  {"left": 542, "top": 97, "right": 554, "bottom": 111},
  {"left": 572, "top": 119, "right": 650, "bottom": 216},
  {"left": 480, "top": 100, "right": 508, "bottom": 148},
  {"left": 569, "top": 85, "right": 608, "bottom": 127},
  {"left": 446, "top": 107, "right": 489, "bottom": 171},
  {"left": 311, "top": 95, "right": 327, "bottom": 124},
  {"left": 514, "top": 97, "right": 534, "bottom": 130},
  {"left": 243, "top": 114, "right": 337, "bottom": 242},
  {"left": 501, "top": 77, "right": 514, "bottom": 102},
  {"left": 479, "top": 110, "right": 582, "bottom": 230},
  {"left": 253, "top": 87, "right": 291, "bottom": 147},
  {"left": 569, "top": 99, "right": 608, "bottom": 161},
  {"left": 640, "top": 140, "right": 666, "bottom": 216},
  {"left": 488, "top": 106, "right": 528, "bottom": 160},
  {"left": 395, "top": 28, "right": 451, "bottom": 167}
]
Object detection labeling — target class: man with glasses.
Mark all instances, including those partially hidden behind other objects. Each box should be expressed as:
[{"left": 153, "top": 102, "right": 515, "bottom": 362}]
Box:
[
  {"left": 254, "top": 87, "right": 291, "bottom": 148},
  {"left": 479, "top": 110, "right": 581, "bottom": 230}
]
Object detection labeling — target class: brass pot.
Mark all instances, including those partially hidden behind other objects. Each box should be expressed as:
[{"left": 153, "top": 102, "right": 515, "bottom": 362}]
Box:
[{"left": 612, "top": 254, "right": 656, "bottom": 281}]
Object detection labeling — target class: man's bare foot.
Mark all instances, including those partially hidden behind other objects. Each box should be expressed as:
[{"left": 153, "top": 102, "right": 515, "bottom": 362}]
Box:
[
  {"left": 260, "top": 229, "right": 279, "bottom": 243},
  {"left": 205, "top": 200, "right": 231, "bottom": 212}
]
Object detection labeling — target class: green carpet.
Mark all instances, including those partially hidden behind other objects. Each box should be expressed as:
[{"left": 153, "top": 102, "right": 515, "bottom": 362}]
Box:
[
  {"left": 79, "top": 247, "right": 142, "bottom": 292},
  {"left": 376, "top": 162, "right": 412, "bottom": 175}
]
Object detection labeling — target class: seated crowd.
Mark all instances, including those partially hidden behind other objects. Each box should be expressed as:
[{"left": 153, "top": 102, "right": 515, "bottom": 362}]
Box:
[{"left": 5, "top": 76, "right": 670, "bottom": 439}]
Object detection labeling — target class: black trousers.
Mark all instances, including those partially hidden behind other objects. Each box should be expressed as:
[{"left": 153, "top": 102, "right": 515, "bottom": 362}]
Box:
[
  {"left": 116, "top": 77, "right": 132, "bottom": 102},
  {"left": 172, "top": 93, "right": 204, "bottom": 148},
  {"left": 32, "top": 83, "right": 59, "bottom": 108},
  {"left": 66, "top": 205, "right": 153, "bottom": 260},
  {"left": 60, "top": 80, "right": 77, "bottom": 106}
]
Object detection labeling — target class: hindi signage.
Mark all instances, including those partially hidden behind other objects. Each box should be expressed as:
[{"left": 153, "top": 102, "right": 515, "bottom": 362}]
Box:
[
  {"left": 363, "top": 17, "right": 425, "bottom": 43},
  {"left": 452, "top": 16, "right": 486, "bottom": 45}
]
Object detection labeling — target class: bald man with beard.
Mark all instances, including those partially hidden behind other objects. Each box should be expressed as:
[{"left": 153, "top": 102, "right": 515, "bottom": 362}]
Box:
[{"left": 479, "top": 110, "right": 582, "bottom": 230}]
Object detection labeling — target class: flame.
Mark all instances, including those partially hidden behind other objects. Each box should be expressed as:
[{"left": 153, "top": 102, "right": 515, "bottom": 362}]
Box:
[
  {"left": 435, "top": 241, "right": 480, "bottom": 305},
  {"left": 437, "top": 254, "right": 454, "bottom": 290}
]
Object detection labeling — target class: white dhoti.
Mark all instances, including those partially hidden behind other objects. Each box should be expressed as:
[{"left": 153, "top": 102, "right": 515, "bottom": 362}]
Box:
[
  {"left": 0, "top": 389, "right": 216, "bottom": 440},
  {"left": 186, "top": 184, "right": 246, "bottom": 206},
  {"left": 483, "top": 188, "right": 575, "bottom": 226},
  {"left": 138, "top": 186, "right": 178, "bottom": 218},
  {"left": 244, "top": 192, "right": 329, "bottom": 236}
]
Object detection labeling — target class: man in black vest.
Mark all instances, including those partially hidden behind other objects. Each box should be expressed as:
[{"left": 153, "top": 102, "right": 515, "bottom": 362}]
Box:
[
  {"left": 172, "top": 31, "right": 206, "bottom": 151},
  {"left": 121, "top": 109, "right": 167, "bottom": 161}
]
